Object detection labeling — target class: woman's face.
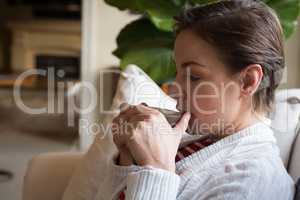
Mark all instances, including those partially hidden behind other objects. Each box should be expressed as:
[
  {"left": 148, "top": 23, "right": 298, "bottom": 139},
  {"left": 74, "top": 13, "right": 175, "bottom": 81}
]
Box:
[{"left": 174, "top": 29, "right": 243, "bottom": 135}]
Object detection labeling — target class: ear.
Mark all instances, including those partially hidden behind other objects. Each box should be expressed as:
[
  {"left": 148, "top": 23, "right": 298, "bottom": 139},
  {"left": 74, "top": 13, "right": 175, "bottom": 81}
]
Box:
[{"left": 239, "top": 64, "right": 263, "bottom": 96}]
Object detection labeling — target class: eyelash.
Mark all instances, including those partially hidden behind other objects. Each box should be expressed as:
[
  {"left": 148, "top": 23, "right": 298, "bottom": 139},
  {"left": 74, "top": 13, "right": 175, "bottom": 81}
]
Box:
[
  {"left": 190, "top": 75, "right": 201, "bottom": 81},
  {"left": 175, "top": 70, "right": 201, "bottom": 81}
]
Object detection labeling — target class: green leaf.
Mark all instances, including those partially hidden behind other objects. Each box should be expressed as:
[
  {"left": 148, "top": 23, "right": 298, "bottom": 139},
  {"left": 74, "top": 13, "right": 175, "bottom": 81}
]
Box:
[
  {"left": 191, "top": 0, "right": 222, "bottom": 6},
  {"left": 138, "top": 0, "right": 182, "bottom": 31},
  {"left": 113, "top": 18, "right": 176, "bottom": 84},
  {"left": 172, "top": 0, "right": 187, "bottom": 6},
  {"left": 265, "top": 0, "right": 300, "bottom": 39},
  {"left": 281, "top": 20, "right": 298, "bottom": 39},
  {"left": 113, "top": 18, "right": 175, "bottom": 58},
  {"left": 105, "top": 0, "right": 183, "bottom": 31},
  {"left": 120, "top": 48, "right": 176, "bottom": 84},
  {"left": 104, "top": 0, "right": 142, "bottom": 11},
  {"left": 147, "top": 11, "right": 175, "bottom": 32},
  {"left": 105, "top": 0, "right": 300, "bottom": 85}
]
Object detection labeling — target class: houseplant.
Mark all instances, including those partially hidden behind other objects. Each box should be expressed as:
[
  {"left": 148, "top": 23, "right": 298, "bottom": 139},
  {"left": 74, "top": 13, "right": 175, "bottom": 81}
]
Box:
[{"left": 105, "top": 0, "right": 300, "bottom": 85}]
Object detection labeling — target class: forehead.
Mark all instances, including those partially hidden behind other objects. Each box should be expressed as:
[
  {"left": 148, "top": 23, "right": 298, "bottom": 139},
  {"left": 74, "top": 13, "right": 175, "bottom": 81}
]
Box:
[
  {"left": 174, "top": 29, "right": 227, "bottom": 71},
  {"left": 174, "top": 30, "right": 214, "bottom": 62}
]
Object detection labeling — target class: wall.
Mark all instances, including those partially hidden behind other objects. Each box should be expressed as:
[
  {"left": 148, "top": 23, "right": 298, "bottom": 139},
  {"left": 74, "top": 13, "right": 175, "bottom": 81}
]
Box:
[
  {"left": 80, "top": 0, "right": 137, "bottom": 149},
  {"left": 0, "top": 2, "right": 33, "bottom": 73},
  {"left": 0, "top": 28, "right": 4, "bottom": 71},
  {"left": 283, "top": 21, "right": 300, "bottom": 88}
]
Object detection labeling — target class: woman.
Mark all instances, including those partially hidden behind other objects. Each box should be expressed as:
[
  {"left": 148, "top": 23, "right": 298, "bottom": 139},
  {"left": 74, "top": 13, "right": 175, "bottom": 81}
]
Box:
[{"left": 63, "top": 0, "right": 295, "bottom": 199}]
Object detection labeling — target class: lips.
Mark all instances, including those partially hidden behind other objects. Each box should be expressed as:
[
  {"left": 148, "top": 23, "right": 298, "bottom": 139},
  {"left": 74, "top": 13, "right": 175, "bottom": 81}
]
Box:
[{"left": 176, "top": 100, "right": 190, "bottom": 112}]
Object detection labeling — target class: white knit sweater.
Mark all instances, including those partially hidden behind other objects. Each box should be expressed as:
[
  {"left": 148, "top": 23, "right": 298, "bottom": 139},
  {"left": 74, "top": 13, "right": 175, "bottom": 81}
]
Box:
[{"left": 63, "top": 122, "right": 295, "bottom": 200}]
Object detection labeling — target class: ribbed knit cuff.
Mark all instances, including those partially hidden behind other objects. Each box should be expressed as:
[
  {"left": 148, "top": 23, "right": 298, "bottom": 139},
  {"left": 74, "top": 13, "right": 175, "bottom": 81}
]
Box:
[{"left": 125, "top": 167, "right": 180, "bottom": 200}]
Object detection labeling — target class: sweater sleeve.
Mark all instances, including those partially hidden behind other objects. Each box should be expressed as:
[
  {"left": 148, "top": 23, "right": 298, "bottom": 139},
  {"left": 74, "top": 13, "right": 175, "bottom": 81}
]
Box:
[
  {"left": 124, "top": 166, "right": 180, "bottom": 200},
  {"left": 183, "top": 159, "right": 295, "bottom": 200}
]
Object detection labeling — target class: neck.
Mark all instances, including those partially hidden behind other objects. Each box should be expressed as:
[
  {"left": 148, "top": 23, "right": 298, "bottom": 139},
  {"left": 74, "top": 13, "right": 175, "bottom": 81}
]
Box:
[{"left": 215, "top": 110, "right": 265, "bottom": 139}]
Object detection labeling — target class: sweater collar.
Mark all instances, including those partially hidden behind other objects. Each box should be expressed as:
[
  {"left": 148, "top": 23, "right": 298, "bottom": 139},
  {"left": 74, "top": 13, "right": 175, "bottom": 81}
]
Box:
[{"left": 175, "top": 122, "right": 275, "bottom": 173}]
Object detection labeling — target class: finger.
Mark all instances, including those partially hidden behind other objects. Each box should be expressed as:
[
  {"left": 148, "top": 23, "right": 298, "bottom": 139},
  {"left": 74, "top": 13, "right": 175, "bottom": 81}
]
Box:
[
  {"left": 112, "top": 131, "right": 121, "bottom": 145},
  {"left": 141, "top": 102, "right": 148, "bottom": 106},
  {"left": 111, "top": 119, "right": 122, "bottom": 136},
  {"left": 120, "top": 103, "right": 145, "bottom": 119},
  {"left": 119, "top": 103, "right": 132, "bottom": 113},
  {"left": 121, "top": 104, "right": 153, "bottom": 119},
  {"left": 118, "top": 147, "right": 135, "bottom": 166},
  {"left": 119, "top": 102, "right": 129, "bottom": 111},
  {"left": 112, "top": 114, "right": 128, "bottom": 127},
  {"left": 173, "top": 112, "right": 191, "bottom": 133},
  {"left": 127, "top": 114, "right": 151, "bottom": 123},
  {"left": 119, "top": 104, "right": 156, "bottom": 125},
  {"left": 112, "top": 115, "right": 128, "bottom": 136},
  {"left": 112, "top": 120, "right": 131, "bottom": 146},
  {"left": 138, "top": 105, "right": 163, "bottom": 117},
  {"left": 120, "top": 109, "right": 140, "bottom": 123},
  {"left": 121, "top": 103, "right": 149, "bottom": 115},
  {"left": 112, "top": 115, "right": 121, "bottom": 129},
  {"left": 118, "top": 104, "right": 139, "bottom": 123}
]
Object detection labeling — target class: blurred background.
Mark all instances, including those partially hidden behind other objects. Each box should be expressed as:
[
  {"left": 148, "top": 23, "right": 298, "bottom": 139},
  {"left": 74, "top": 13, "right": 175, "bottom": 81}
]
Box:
[
  {"left": 0, "top": 0, "right": 81, "bottom": 199},
  {"left": 0, "top": 0, "right": 299, "bottom": 199}
]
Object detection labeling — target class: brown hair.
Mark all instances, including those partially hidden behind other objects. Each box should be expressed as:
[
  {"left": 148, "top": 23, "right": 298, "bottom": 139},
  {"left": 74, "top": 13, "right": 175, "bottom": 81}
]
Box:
[{"left": 174, "top": 0, "right": 284, "bottom": 113}]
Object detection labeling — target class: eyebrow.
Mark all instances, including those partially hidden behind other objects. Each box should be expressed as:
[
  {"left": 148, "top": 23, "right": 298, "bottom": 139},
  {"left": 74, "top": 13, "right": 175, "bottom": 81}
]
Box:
[{"left": 181, "top": 61, "right": 207, "bottom": 68}]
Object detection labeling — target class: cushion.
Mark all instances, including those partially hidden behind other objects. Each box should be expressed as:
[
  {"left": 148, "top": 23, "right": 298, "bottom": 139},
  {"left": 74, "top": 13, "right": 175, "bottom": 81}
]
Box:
[
  {"left": 270, "top": 89, "right": 300, "bottom": 167},
  {"left": 109, "top": 64, "right": 177, "bottom": 111},
  {"left": 288, "top": 126, "right": 300, "bottom": 181},
  {"left": 294, "top": 178, "right": 300, "bottom": 200},
  {"left": 24, "top": 153, "right": 82, "bottom": 200}
]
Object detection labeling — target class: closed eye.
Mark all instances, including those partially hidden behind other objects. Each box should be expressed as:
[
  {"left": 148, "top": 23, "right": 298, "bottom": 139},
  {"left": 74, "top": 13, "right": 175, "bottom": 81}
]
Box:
[{"left": 190, "top": 75, "right": 201, "bottom": 81}]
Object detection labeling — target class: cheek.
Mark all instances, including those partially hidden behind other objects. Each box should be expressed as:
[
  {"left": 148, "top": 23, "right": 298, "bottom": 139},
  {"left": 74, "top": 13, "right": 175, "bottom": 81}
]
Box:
[
  {"left": 187, "top": 82, "right": 221, "bottom": 134},
  {"left": 189, "top": 82, "right": 221, "bottom": 116},
  {"left": 221, "top": 83, "right": 241, "bottom": 118},
  {"left": 188, "top": 81, "right": 241, "bottom": 129}
]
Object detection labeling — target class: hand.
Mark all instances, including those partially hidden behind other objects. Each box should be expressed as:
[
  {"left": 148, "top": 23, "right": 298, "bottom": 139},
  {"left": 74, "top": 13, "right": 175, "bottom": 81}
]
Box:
[
  {"left": 112, "top": 107, "right": 135, "bottom": 166},
  {"left": 117, "top": 146, "right": 134, "bottom": 166},
  {"left": 112, "top": 103, "right": 191, "bottom": 172}
]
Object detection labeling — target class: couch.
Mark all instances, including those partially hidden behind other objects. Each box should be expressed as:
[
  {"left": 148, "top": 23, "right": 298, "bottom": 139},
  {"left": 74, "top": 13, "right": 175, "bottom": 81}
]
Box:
[{"left": 22, "top": 88, "right": 300, "bottom": 200}]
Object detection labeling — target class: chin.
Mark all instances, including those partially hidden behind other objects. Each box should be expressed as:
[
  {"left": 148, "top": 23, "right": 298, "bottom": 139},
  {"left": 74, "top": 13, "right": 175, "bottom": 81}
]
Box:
[
  {"left": 187, "top": 113, "right": 214, "bottom": 135},
  {"left": 187, "top": 114, "right": 201, "bottom": 135}
]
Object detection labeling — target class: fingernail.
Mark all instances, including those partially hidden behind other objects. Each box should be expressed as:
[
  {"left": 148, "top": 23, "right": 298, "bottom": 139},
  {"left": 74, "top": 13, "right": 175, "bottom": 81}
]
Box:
[
  {"left": 120, "top": 103, "right": 129, "bottom": 111},
  {"left": 185, "top": 112, "right": 191, "bottom": 119}
]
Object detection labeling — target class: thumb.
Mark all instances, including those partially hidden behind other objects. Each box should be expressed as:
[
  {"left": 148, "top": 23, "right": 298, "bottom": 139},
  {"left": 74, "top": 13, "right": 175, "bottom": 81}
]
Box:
[{"left": 173, "top": 112, "right": 191, "bottom": 133}]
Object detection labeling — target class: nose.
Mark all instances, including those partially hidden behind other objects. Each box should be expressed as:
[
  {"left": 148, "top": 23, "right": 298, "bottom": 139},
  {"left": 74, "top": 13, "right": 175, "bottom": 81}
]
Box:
[
  {"left": 169, "top": 80, "right": 186, "bottom": 112},
  {"left": 176, "top": 97, "right": 184, "bottom": 112}
]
